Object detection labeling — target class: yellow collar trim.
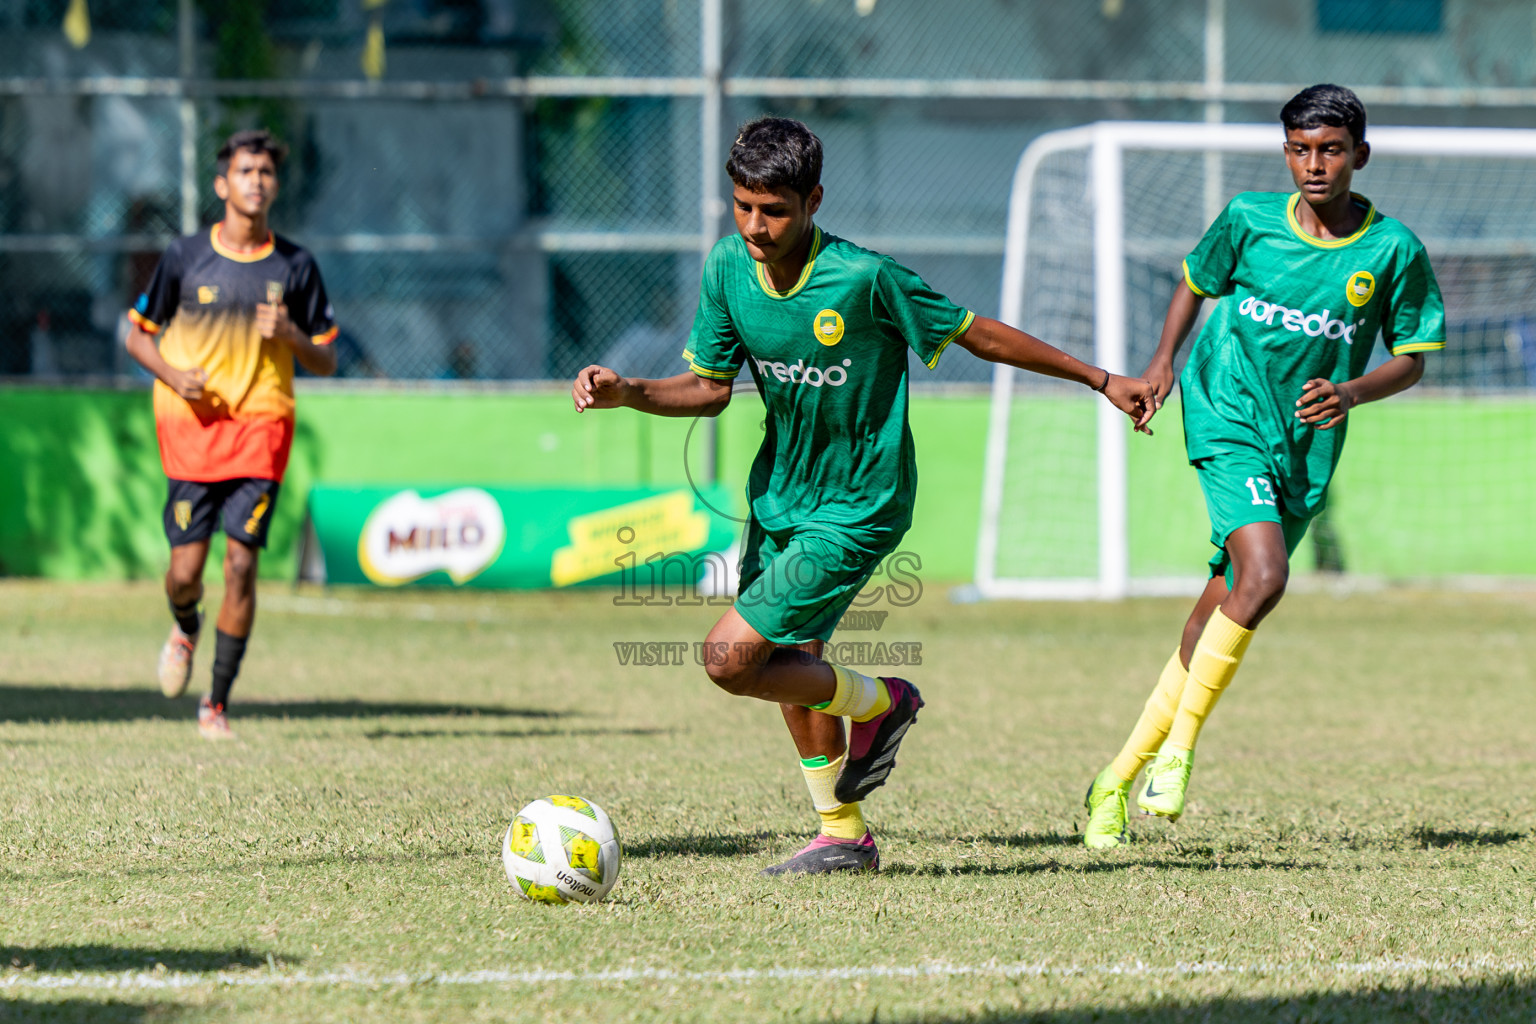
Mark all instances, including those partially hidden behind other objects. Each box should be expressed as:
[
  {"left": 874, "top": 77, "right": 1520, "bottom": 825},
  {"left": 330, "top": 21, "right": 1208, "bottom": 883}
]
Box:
[
  {"left": 211, "top": 223, "right": 275, "bottom": 263},
  {"left": 755, "top": 226, "right": 822, "bottom": 299},
  {"left": 1286, "top": 193, "right": 1375, "bottom": 249}
]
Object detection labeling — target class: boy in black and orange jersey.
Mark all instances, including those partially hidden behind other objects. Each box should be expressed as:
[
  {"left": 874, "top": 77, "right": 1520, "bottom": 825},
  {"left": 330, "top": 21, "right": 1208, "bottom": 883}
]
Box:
[{"left": 126, "top": 129, "right": 338, "bottom": 739}]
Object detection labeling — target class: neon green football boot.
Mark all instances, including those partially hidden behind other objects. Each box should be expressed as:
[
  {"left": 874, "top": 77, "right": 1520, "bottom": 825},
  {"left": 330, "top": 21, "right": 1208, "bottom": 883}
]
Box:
[
  {"left": 1083, "top": 766, "right": 1131, "bottom": 849},
  {"left": 1137, "top": 747, "right": 1193, "bottom": 821}
]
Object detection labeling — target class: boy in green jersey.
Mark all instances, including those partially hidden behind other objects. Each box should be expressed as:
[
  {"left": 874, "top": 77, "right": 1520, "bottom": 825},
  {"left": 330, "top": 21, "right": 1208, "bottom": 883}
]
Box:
[
  {"left": 574, "top": 117, "right": 1157, "bottom": 875},
  {"left": 1083, "top": 85, "right": 1446, "bottom": 849}
]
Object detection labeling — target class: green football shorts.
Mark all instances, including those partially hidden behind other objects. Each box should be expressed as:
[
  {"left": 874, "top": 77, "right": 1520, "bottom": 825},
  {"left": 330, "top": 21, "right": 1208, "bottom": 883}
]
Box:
[
  {"left": 1194, "top": 449, "right": 1314, "bottom": 587},
  {"left": 734, "top": 520, "right": 897, "bottom": 646}
]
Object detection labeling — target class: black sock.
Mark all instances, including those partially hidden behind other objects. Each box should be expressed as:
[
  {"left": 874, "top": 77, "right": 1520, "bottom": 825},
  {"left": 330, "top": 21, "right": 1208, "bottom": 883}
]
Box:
[
  {"left": 209, "top": 630, "right": 248, "bottom": 709},
  {"left": 169, "top": 597, "right": 201, "bottom": 637}
]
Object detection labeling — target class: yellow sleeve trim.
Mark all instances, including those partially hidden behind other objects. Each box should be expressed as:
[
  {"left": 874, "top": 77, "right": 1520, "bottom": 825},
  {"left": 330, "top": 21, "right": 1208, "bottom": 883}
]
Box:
[
  {"left": 925, "top": 310, "right": 975, "bottom": 370},
  {"left": 690, "top": 361, "right": 739, "bottom": 380},
  {"left": 1181, "top": 260, "right": 1214, "bottom": 298},
  {"left": 127, "top": 308, "right": 162, "bottom": 335},
  {"left": 312, "top": 325, "right": 339, "bottom": 346},
  {"left": 1390, "top": 340, "right": 1445, "bottom": 355}
]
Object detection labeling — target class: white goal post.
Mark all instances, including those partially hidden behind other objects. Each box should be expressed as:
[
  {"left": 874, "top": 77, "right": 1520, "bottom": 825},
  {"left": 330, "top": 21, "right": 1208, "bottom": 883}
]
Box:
[{"left": 976, "top": 121, "right": 1536, "bottom": 600}]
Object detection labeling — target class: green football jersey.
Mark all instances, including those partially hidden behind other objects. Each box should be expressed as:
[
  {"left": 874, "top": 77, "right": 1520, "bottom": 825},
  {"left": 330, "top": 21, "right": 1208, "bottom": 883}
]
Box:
[
  {"left": 1180, "top": 190, "right": 1445, "bottom": 516},
  {"left": 684, "top": 226, "right": 974, "bottom": 537}
]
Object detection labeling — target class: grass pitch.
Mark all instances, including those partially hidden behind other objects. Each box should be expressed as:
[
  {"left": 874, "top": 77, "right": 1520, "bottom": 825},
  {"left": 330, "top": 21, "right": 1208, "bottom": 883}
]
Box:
[{"left": 3, "top": 579, "right": 1536, "bottom": 1022}]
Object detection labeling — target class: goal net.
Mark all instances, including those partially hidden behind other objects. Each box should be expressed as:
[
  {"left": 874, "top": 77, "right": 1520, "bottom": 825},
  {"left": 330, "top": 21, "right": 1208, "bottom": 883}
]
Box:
[{"left": 976, "top": 122, "right": 1536, "bottom": 599}]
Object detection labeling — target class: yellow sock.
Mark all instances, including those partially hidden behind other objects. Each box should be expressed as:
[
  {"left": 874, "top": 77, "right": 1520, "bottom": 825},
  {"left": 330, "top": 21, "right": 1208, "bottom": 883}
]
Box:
[
  {"left": 800, "top": 754, "right": 867, "bottom": 840},
  {"left": 1109, "top": 649, "right": 1188, "bottom": 782},
  {"left": 1165, "top": 607, "right": 1254, "bottom": 752},
  {"left": 820, "top": 663, "right": 890, "bottom": 722}
]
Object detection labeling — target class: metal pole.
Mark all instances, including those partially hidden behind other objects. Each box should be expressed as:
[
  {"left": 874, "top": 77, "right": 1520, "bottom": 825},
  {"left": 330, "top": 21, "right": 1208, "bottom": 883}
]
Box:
[
  {"left": 700, "top": 0, "right": 723, "bottom": 254},
  {"left": 1092, "top": 131, "right": 1128, "bottom": 600},
  {"left": 1203, "top": 0, "right": 1226, "bottom": 225},
  {"left": 699, "top": 0, "right": 724, "bottom": 485},
  {"left": 178, "top": 0, "right": 198, "bottom": 235}
]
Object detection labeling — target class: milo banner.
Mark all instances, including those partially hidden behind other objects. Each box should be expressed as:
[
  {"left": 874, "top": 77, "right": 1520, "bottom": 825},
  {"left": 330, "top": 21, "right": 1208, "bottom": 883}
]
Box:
[{"left": 306, "top": 485, "right": 740, "bottom": 589}]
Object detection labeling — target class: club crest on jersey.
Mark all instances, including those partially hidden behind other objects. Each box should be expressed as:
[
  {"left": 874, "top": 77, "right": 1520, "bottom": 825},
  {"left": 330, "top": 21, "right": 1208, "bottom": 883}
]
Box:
[
  {"left": 197, "top": 286, "right": 219, "bottom": 305},
  {"left": 173, "top": 501, "right": 192, "bottom": 530},
  {"left": 1346, "top": 271, "right": 1375, "bottom": 308},
  {"left": 813, "top": 309, "right": 845, "bottom": 346}
]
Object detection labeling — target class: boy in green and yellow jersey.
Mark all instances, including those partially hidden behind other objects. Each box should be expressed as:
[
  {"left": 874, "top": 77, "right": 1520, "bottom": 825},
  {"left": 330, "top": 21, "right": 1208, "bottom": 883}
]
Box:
[
  {"left": 574, "top": 116, "right": 1158, "bottom": 875},
  {"left": 1084, "top": 85, "right": 1445, "bottom": 848}
]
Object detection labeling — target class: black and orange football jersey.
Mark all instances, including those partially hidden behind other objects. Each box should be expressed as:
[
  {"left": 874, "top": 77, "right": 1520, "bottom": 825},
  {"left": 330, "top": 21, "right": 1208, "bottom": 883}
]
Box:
[{"left": 129, "top": 224, "right": 338, "bottom": 482}]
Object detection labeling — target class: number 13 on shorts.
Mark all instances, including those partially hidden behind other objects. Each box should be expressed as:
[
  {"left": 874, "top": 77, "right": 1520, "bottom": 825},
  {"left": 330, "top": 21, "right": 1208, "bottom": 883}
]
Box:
[{"left": 1245, "top": 476, "right": 1277, "bottom": 507}]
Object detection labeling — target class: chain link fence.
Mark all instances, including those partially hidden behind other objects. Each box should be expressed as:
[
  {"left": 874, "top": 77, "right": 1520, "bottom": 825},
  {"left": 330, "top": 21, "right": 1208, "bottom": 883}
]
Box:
[{"left": 3, "top": 0, "right": 1535, "bottom": 385}]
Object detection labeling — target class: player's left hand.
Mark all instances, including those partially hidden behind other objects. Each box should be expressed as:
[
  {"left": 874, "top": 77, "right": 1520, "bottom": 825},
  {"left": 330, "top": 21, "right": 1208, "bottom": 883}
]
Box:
[
  {"left": 1296, "top": 378, "right": 1355, "bottom": 430},
  {"left": 1102, "top": 374, "right": 1161, "bottom": 435},
  {"left": 255, "top": 302, "right": 295, "bottom": 342}
]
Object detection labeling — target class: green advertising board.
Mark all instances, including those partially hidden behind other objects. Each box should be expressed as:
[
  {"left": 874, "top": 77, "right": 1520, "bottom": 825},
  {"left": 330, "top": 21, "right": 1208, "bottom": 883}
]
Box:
[{"left": 307, "top": 484, "right": 742, "bottom": 589}]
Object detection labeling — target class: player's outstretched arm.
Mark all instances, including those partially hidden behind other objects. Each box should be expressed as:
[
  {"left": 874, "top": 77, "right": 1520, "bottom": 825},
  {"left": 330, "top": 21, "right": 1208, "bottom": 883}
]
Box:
[
  {"left": 1296, "top": 353, "right": 1425, "bottom": 431},
  {"left": 125, "top": 324, "right": 207, "bottom": 401},
  {"left": 956, "top": 316, "right": 1159, "bottom": 433},
  {"left": 1143, "top": 281, "right": 1205, "bottom": 403},
  {"left": 572, "top": 366, "right": 733, "bottom": 418}
]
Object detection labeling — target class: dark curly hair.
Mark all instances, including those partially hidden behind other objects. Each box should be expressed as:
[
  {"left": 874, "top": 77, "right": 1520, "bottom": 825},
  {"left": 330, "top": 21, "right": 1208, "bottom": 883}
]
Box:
[
  {"left": 725, "top": 117, "right": 822, "bottom": 198},
  {"left": 216, "top": 129, "right": 289, "bottom": 177},
  {"left": 1281, "top": 84, "right": 1367, "bottom": 147}
]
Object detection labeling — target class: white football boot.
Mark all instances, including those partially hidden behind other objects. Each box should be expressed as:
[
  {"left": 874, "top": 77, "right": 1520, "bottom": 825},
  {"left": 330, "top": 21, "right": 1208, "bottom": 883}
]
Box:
[{"left": 157, "top": 615, "right": 201, "bottom": 698}]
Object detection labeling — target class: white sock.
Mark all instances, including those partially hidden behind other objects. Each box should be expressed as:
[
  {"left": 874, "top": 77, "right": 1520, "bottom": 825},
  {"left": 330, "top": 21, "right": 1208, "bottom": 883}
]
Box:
[{"left": 822, "top": 664, "right": 882, "bottom": 719}]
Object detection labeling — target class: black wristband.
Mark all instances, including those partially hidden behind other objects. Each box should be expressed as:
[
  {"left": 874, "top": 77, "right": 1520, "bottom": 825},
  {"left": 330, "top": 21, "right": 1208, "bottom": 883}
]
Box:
[{"left": 1092, "top": 369, "right": 1110, "bottom": 393}]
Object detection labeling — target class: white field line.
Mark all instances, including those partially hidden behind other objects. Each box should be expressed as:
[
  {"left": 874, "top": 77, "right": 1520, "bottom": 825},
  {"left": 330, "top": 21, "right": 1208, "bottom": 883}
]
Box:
[{"left": 4, "top": 957, "right": 1534, "bottom": 993}]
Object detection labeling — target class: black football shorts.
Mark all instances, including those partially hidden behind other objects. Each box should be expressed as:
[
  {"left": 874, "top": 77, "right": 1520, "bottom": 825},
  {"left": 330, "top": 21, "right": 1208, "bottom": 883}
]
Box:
[{"left": 164, "top": 477, "right": 281, "bottom": 549}]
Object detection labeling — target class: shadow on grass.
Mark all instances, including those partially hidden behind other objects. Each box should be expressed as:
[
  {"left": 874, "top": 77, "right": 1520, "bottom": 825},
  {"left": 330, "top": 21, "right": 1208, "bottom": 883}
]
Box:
[
  {"left": 0, "top": 684, "right": 568, "bottom": 725},
  {"left": 868, "top": 977, "right": 1536, "bottom": 1023},
  {"left": 1410, "top": 825, "right": 1526, "bottom": 849},
  {"left": 881, "top": 856, "right": 1329, "bottom": 878},
  {"left": 0, "top": 998, "right": 177, "bottom": 1023},
  {"left": 626, "top": 828, "right": 1329, "bottom": 873},
  {"left": 624, "top": 831, "right": 780, "bottom": 859},
  {"left": 2, "top": 945, "right": 293, "bottom": 974},
  {"left": 363, "top": 726, "right": 671, "bottom": 741},
  {"left": 881, "top": 831, "right": 1082, "bottom": 850},
  {"left": 974, "top": 832, "right": 1082, "bottom": 849}
]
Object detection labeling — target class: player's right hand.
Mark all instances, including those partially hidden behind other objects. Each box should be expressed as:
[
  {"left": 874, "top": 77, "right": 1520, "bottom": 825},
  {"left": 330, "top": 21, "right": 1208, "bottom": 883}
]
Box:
[
  {"left": 1102, "top": 374, "right": 1160, "bottom": 435},
  {"left": 572, "top": 365, "right": 629, "bottom": 412},
  {"left": 169, "top": 366, "right": 208, "bottom": 401}
]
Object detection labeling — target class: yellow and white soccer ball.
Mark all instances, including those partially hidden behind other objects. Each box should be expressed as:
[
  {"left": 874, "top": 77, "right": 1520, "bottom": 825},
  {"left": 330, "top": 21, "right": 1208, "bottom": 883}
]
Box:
[{"left": 502, "top": 795, "right": 622, "bottom": 904}]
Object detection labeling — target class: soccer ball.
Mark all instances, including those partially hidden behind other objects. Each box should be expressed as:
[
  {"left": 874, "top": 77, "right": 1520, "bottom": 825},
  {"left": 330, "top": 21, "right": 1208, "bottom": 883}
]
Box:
[{"left": 501, "top": 795, "right": 621, "bottom": 904}]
